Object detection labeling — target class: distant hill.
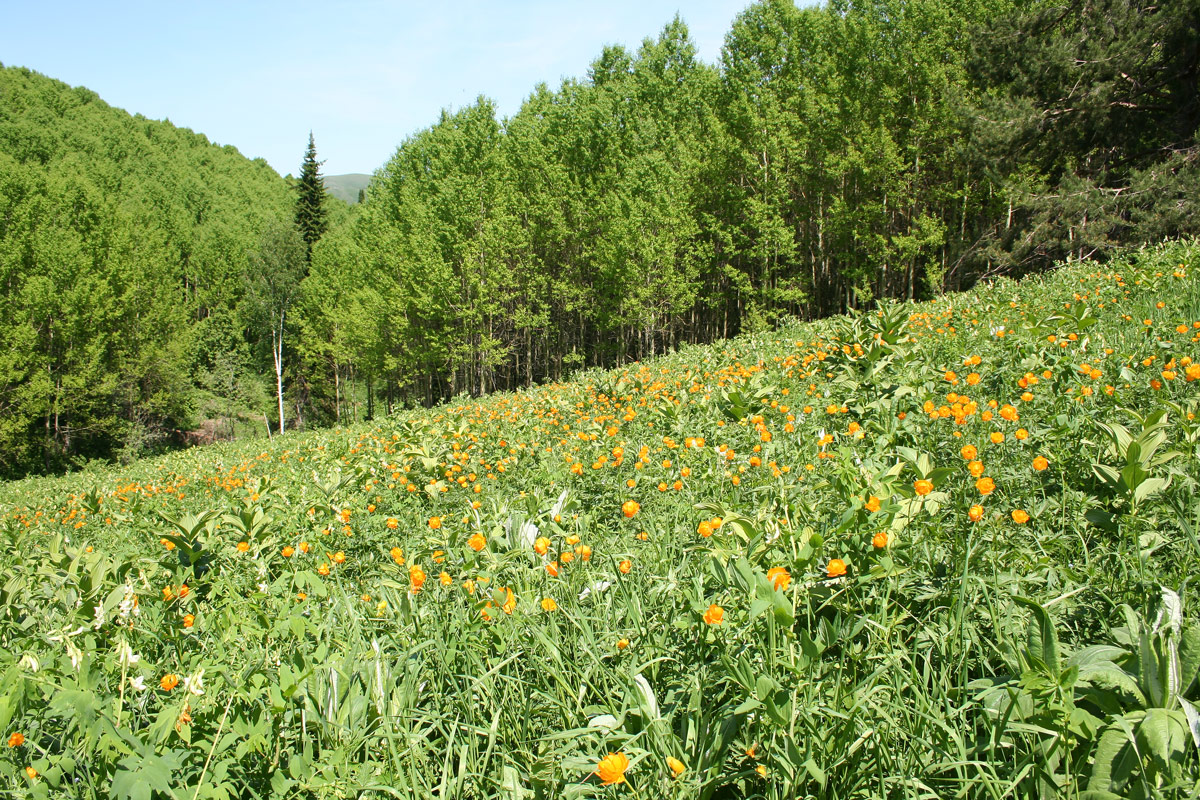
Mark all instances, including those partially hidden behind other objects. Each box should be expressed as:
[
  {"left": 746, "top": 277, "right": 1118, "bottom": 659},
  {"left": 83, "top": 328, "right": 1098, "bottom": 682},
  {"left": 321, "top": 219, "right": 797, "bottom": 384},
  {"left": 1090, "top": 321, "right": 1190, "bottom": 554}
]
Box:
[{"left": 323, "top": 173, "right": 372, "bottom": 204}]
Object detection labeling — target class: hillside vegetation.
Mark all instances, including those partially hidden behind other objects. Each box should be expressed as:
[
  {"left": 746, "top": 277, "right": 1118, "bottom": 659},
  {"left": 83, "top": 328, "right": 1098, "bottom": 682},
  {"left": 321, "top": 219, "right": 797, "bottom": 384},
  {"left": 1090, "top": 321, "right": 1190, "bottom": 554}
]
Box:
[
  {"left": 4, "top": 0, "right": 1198, "bottom": 479},
  {"left": 1, "top": 241, "right": 1198, "bottom": 798},
  {"left": 0, "top": 65, "right": 296, "bottom": 476}
]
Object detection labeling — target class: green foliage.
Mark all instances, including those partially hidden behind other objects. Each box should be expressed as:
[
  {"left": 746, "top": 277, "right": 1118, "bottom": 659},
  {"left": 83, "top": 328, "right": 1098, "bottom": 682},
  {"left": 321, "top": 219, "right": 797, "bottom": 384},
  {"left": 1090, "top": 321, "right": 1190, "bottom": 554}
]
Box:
[{"left": 0, "top": 65, "right": 293, "bottom": 476}]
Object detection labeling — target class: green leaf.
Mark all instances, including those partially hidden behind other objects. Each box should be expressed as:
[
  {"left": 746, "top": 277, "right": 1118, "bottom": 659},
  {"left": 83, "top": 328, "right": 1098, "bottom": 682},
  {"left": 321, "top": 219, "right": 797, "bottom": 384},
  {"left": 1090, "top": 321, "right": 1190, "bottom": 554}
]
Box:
[{"left": 1015, "top": 596, "right": 1060, "bottom": 675}]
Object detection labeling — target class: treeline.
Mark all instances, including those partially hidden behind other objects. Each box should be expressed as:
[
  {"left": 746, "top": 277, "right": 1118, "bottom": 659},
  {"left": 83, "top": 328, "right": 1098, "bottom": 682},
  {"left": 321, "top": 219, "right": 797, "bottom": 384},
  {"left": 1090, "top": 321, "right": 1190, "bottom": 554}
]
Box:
[
  {"left": 303, "top": 0, "right": 1199, "bottom": 411},
  {"left": 2, "top": 0, "right": 1197, "bottom": 477}
]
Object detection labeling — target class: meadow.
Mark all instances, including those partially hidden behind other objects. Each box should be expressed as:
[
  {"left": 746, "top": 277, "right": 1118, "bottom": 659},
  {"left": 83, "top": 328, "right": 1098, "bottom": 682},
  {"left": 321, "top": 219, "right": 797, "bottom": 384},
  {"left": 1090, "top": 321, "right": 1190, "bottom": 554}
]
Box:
[{"left": 2, "top": 241, "right": 1199, "bottom": 799}]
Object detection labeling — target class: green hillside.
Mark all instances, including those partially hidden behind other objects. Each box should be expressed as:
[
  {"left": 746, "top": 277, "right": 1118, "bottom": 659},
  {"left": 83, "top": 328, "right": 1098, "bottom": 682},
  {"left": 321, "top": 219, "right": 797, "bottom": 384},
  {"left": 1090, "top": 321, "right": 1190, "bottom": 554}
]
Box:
[
  {"left": 322, "top": 173, "right": 371, "bottom": 205},
  {"left": 1, "top": 241, "right": 1197, "bottom": 797},
  {"left": 0, "top": 65, "right": 296, "bottom": 476}
]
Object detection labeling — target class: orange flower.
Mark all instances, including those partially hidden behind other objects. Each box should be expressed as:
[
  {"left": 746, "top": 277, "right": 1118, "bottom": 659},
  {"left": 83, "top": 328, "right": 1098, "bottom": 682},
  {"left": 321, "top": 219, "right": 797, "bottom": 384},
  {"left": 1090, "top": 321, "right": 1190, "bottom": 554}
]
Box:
[
  {"left": 389, "top": 546, "right": 404, "bottom": 565},
  {"left": 697, "top": 520, "right": 714, "bottom": 537},
  {"left": 703, "top": 604, "right": 725, "bottom": 625},
  {"left": 968, "top": 505, "right": 984, "bottom": 522},
  {"left": 332, "top": 551, "right": 345, "bottom": 564},
  {"left": 960, "top": 444, "right": 978, "bottom": 460},
  {"left": 546, "top": 561, "right": 560, "bottom": 577},
  {"left": 468, "top": 532, "right": 487, "bottom": 552},
  {"left": 541, "top": 597, "right": 557, "bottom": 612},
  {"left": 534, "top": 536, "right": 550, "bottom": 555},
  {"left": 621, "top": 500, "right": 640, "bottom": 518},
  {"left": 766, "top": 566, "right": 791, "bottom": 590},
  {"left": 317, "top": 562, "right": 330, "bottom": 576},
  {"left": 619, "top": 559, "right": 632, "bottom": 574},
  {"left": 990, "top": 432, "right": 1005, "bottom": 444},
  {"left": 428, "top": 516, "right": 442, "bottom": 530},
  {"left": 976, "top": 477, "right": 996, "bottom": 495},
  {"left": 872, "top": 531, "right": 888, "bottom": 549},
  {"left": 501, "top": 587, "right": 516, "bottom": 614},
  {"left": 667, "top": 756, "right": 686, "bottom": 778},
  {"left": 282, "top": 545, "right": 295, "bottom": 557},
  {"left": 7, "top": 733, "right": 24, "bottom": 748},
  {"left": 386, "top": 517, "right": 399, "bottom": 530},
  {"left": 1032, "top": 456, "right": 1049, "bottom": 471},
  {"left": 826, "top": 558, "right": 847, "bottom": 578},
  {"left": 409, "top": 564, "right": 427, "bottom": 593},
  {"left": 913, "top": 479, "right": 934, "bottom": 496},
  {"left": 865, "top": 495, "right": 881, "bottom": 512},
  {"left": 183, "top": 613, "right": 195, "bottom": 628},
  {"left": 160, "top": 674, "right": 179, "bottom": 691},
  {"left": 1011, "top": 509, "right": 1030, "bottom": 524},
  {"left": 299, "top": 541, "right": 310, "bottom": 554},
  {"left": 616, "top": 638, "right": 630, "bottom": 650},
  {"left": 968, "top": 460, "right": 985, "bottom": 477},
  {"left": 439, "top": 571, "right": 452, "bottom": 586}
]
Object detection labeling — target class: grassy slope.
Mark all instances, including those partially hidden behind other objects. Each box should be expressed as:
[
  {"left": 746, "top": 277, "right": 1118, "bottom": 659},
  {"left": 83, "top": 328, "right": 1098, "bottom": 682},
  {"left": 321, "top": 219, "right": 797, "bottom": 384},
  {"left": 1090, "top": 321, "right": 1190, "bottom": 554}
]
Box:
[{"left": 2, "top": 241, "right": 1199, "bottom": 798}]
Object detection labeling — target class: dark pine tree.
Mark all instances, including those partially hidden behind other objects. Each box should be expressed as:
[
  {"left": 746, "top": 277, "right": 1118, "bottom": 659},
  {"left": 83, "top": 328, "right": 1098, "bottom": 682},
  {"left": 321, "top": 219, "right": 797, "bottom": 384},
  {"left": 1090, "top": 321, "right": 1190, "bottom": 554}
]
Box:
[{"left": 295, "top": 132, "right": 328, "bottom": 262}]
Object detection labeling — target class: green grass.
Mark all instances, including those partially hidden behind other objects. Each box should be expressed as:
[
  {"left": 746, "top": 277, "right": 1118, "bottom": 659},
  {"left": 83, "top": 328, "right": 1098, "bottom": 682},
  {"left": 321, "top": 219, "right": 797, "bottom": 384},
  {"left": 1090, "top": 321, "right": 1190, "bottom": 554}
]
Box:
[{"left": 2, "top": 241, "right": 1199, "bottom": 799}]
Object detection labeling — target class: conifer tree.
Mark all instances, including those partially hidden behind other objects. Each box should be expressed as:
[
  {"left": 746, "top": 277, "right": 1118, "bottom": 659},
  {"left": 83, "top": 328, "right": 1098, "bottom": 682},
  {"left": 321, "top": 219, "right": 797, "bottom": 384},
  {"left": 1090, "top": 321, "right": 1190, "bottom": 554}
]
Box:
[{"left": 295, "top": 132, "right": 328, "bottom": 262}]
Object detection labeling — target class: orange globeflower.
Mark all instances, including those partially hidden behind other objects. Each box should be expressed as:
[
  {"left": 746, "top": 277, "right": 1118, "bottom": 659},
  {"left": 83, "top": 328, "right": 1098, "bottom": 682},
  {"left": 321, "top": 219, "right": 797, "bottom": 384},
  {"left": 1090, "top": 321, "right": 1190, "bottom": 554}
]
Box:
[
  {"left": 467, "top": 532, "right": 487, "bottom": 552},
  {"left": 533, "top": 536, "right": 550, "bottom": 556},
  {"left": 990, "top": 432, "right": 1005, "bottom": 444},
  {"left": 766, "top": 567, "right": 791, "bottom": 591},
  {"left": 541, "top": 597, "right": 558, "bottom": 612},
  {"left": 1012, "top": 509, "right": 1030, "bottom": 524},
  {"left": 619, "top": 559, "right": 632, "bottom": 574},
  {"left": 282, "top": 545, "right": 295, "bottom": 557},
  {"left": 865, "top": 495, "right": 881, "bottom": 512},
  {"left": 697, "top": 520, "right": 714, "bottom": 537},
  {"left": 7, "top": 733, "right": 24, "bottom": 748},
  {"left": 1032, "top": 456, "right": 1049, "bottom": 471},
  {"left": 546, "top": 561, "right": 560, "bottom": 577},
  {"left": 595, "top": 752, "right": 630, "bottom": 785},
  {"left": 428, "top": 516, "right": 442, "bottom": 530},
  {"left": 976, "top": 477, "right": 996, "bottom": 495},
  {"left": 386, "top": 517, "right": 399, "bottom": 530},
  {"left": 622, "top": 500, "right": 640, "bottom": 518},
  {"left": 960, "top": 444, "right": 978, "bottom": 460},
  {"left": 872, "top": 531, "right": 889, "bottom": 549},
  {"left": 616, "top": 638, "right": 630, "bottom": 650},
  {"left": 409, "top": 565, "right": 427, "bottom": 593},
  {"left": 913, "top": 479, "right": 934, "bottom": 496},
  {"left": 389, "top": 546, "right": 404, "bottom": 565},
  {"left": 160, "top": 674, "right": 179, "bottom": 691},
  {"left": 183, "top": 613, "right": 195, "bottom": 628},
  {"left": 703, "top": 604, "right": 725, "bottom": 625},
  {"left": 667, "top": 756, "right": 686, "bottom": 778},
  {"left": 968, "top": 505, "right": 984, "bottom": 522},
  {"left": 968, "top": 460, "right": 985, "bottom": 477},
  {"left": 332, "top": 551, "right": 346, "bottom": 564},
  {"left": 826, "top": 559, "right": 847, "bottom": 578}
]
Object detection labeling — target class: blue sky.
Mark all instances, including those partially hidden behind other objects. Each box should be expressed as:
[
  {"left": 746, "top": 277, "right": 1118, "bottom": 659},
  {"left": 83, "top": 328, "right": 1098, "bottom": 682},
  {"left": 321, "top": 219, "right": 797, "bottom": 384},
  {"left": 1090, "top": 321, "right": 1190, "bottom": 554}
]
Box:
[{"left": 1, "top": 1, "right": 751, "bottom": 176}]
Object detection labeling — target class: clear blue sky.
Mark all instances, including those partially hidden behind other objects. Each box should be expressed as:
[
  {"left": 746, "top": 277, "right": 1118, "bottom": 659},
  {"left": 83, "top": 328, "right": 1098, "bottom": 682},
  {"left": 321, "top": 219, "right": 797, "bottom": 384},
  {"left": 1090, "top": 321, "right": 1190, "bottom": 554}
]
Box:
[{"left": 1, "top": 1, "right": 752, "bottom": 177}]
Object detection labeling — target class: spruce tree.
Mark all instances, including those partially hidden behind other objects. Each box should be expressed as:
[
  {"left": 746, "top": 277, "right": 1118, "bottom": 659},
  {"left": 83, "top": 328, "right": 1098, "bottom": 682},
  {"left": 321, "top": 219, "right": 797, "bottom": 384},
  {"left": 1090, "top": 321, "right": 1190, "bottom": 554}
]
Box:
[{"left": 295, "top": 132, "right": 328, "bottom": 262}]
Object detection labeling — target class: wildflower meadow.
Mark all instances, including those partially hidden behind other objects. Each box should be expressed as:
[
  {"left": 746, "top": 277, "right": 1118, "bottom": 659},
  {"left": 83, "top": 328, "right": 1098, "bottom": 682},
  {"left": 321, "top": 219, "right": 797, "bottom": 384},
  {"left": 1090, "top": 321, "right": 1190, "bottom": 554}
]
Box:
[{"left": 2, "top": 241, "right": 1200, "bottom": 798}]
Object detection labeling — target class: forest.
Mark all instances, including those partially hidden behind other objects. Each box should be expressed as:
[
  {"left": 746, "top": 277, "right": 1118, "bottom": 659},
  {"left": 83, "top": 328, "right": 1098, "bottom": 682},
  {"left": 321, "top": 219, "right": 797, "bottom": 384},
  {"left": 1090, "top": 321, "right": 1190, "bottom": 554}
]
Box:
[{"left": 1, "top": 0, "right": 1197, "bottom": 478}]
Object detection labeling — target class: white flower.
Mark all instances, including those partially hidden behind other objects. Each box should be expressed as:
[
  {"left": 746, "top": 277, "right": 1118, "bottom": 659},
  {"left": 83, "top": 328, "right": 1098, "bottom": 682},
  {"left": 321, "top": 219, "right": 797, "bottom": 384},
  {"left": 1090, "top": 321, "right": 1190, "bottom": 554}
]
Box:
[
  {"left": 92, "top": 604, "right": 105, "bottom": 630},
  {"left": 183, "top": 669, "right": 205, "bottom": 696},
  {"left": 116, "top": 641, "right": 139, "bottom": 666},
  {"left": 129, "top": 675, "right": 147, "bottom": 692},
  {"left": 579, "top": 580, "right": 611, "bottom": 601},
  {"left": 19, "top": 653, "right": 39, "bottom": 673}
]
